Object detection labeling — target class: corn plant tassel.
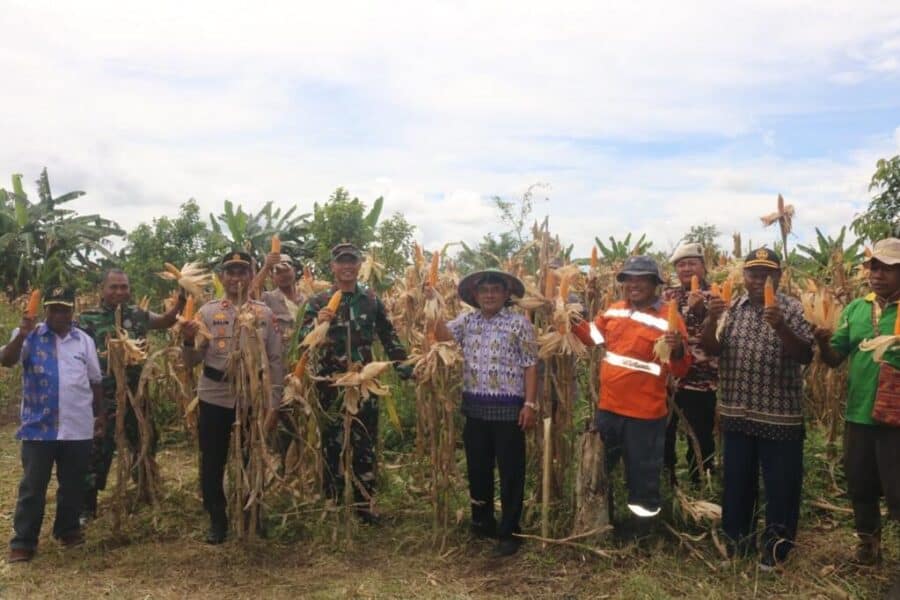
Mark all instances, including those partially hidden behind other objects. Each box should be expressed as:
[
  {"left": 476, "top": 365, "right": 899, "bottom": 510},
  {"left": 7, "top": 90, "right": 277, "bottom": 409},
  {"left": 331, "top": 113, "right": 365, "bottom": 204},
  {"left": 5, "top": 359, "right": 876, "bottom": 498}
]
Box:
[
  {"left": 764, "top": 276, "right": 776, "bottom": 308},
  {"left": 270, "top": 234, "right": 281, "bottom": 254},
  {"left": 428, "top": 251, "right": 439, "bottom": 287},
  {"left": 690, "top": 275, "right": 699, "bottom": 293},
  {"left": 25, "top": 289, "right": 41, "bottom": 318}
]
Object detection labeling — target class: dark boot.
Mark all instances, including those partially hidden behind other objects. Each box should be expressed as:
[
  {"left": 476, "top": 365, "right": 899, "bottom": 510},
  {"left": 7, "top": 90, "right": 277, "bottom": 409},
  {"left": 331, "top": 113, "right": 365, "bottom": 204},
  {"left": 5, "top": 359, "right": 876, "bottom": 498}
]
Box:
[
  {"left": 853, "top": 531, "right": 882, "bottom": 566},
  {"left": 206, "top": 510, "right": 228, "bottom": 545},
  {"left": 80, "top": 489, "right": 98, "bottom": 526}
]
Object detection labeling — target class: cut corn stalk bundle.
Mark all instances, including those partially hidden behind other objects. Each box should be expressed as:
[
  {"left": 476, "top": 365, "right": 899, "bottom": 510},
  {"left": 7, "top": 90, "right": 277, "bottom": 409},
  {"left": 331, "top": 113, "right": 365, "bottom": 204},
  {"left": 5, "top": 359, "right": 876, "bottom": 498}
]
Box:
[
  {"left": 106, "top": 306, "right": 151, "bottom": 531},
  {"left": 280, "top": 352, "right": 325, "bottom": 499},
  {"left": 408, "top": 341, "right": 462, "bottom": 544},
  {"left": 225, "top": 302, "right": 278, "bottom": 541},
  {"left": 156, "top": 261, "right": 213, "bottom": 299},
  {"left": 572, "top": 426, "right": 609, "bottom": 538}
]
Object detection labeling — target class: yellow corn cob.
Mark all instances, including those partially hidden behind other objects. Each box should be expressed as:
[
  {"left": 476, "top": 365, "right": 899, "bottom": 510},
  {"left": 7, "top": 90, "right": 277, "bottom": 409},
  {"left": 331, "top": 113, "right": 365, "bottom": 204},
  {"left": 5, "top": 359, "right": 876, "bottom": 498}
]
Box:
[
  {"left": 25, "top": 289, "right": 41, "bottom": 318},
  {"left": 428, "top": 251, "right": 439, "bottom": 287},
  {"left": 303, "top": 266, "right": 313, "bottom": 284},
  {"left": 690, "top": 275, "right": 699, "bottom": 293},
  {"left": 182, "top": 295, "right": 195, "bottom": 321},
  {"left": 292, "top": 352, "right": 309, "bottom": 377},
  {"left": 271, "top": 234, "right": 281, "bottom": 254},
  {"left": 710, "top": 282, "right": 720, "bottom": 297},
  {"left": 326, "top": 290, "right": 342, "bottom": 313},
  {"left": 590, "top": 246, "right": 598, "bottom": 270},
  {"left": 667, "top": 299, "right": 679, "bottom": 331},
  {"left": 722, "top": 279, "right": 733, "bottom": 304},
  {"left": 764, "top": 276, "right": 776, "bottom": 308}
]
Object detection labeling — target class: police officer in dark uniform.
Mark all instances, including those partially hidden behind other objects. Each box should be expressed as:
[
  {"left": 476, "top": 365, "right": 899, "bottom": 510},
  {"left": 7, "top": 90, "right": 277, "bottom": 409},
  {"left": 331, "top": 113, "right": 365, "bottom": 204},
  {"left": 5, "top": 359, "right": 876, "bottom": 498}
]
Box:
[
  {"left": 298, "top": 243, "right": 410, "bottom": 523},
  {"left": 182, "top": 251, "right": 283, "bottom": 544},
  {"left": 78, "top": 268, "right": 185, "bottom": 522}
]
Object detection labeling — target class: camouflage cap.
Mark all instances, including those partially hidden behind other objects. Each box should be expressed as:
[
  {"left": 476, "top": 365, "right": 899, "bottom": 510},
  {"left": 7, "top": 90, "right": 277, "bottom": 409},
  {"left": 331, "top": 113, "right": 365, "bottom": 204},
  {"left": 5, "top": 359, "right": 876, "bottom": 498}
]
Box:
[{"left": 331, "top": 242, "right": 362, "bottom": 261}]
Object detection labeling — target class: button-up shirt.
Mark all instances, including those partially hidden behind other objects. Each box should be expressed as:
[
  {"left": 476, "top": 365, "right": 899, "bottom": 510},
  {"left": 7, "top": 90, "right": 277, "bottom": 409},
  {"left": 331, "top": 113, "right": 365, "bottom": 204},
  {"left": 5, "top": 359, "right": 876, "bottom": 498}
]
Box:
[
  {"left": 663, "top": 285, "right": 718, "bottom": 392},
  {"left": 448, "top": 307, "right": 538, "bottom": 421},
  {"left": 717, "top": 293, "right": 814, "bottom": 440},
  {"left": 8, "top": 323, "right": 102, "bottom": 441}
]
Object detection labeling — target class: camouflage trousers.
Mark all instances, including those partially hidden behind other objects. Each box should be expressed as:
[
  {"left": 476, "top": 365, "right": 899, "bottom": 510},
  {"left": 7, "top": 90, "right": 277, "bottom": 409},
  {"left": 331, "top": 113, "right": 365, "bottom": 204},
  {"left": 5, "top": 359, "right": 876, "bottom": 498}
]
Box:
[
  {"left": 84, "top": 392, "right": 158, "bottom": 494},
  {"left": 318, "top": 383, "right": 379, "bottom": 505}
]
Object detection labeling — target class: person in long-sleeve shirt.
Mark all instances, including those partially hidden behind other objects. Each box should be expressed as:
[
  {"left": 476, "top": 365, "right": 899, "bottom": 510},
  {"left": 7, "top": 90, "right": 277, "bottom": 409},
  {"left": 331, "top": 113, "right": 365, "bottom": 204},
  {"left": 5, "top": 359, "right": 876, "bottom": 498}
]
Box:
[
  {"left": 573, "top": 255, "right": 690, "bottom": 537},
  {"left": 182, "top": 250, "right": 283, "bottom": 544}
]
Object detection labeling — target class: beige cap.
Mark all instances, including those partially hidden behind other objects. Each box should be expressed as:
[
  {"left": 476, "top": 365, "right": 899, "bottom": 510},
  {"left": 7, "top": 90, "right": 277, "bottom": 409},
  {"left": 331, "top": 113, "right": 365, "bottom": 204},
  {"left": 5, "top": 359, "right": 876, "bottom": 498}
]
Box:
[
  {"left": 670, "top": 242, "right": 704, "bottom": 264},
  {"left": 867, "top": 237, "right": 900, "bottom": 266}
]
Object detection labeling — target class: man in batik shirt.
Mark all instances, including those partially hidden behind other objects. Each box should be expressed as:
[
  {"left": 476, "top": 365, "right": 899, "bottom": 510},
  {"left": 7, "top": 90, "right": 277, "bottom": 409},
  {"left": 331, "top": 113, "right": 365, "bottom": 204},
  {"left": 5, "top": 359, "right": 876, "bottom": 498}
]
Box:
[{"left": 433, "top": 268, "right": 538, "bottom": 557}]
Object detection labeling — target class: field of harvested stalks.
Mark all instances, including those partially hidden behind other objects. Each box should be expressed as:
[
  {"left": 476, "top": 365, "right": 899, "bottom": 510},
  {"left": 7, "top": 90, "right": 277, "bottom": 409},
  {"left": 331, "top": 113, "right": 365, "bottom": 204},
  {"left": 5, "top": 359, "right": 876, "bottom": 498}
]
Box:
[{"left": 0, "top": 210, "right": 897, "bottom": 598}]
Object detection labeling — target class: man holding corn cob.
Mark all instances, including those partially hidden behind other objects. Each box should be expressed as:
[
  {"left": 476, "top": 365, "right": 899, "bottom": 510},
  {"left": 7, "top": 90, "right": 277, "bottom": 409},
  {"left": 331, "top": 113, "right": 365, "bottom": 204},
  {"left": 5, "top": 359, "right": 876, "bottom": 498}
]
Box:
[
  {"left": 78, "top": 268, "right": 187, "bottom": 523},
  {"left": 298, "top": 242, "right": 410, "bottom": 525},
  {"left": 431, "top": 268, "right": 538, "bottom": 557},
  {"left": 181, "top": 251, "right": 284, "bottom": 544},
  {"left": 2, "top": 286, "right": 103, "bottom": 563},
  {"left": 702, "top": 247, "right": 814, "bottom": 571},
  {"left": 812, "top": 237, "right": 900, "bottom": 569},
  {"left": 663, "top": 243, "right": 719, "bottom": 488},
  {"left": 572, "top": 255, "right": 690, "bottom": 539}
]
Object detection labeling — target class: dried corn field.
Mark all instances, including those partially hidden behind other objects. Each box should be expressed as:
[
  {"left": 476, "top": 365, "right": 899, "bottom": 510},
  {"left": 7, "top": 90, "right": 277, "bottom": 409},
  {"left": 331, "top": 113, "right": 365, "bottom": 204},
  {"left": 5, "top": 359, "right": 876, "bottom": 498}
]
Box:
[{"left": 0, "top": 211, "right": 897, "bottom": 599}]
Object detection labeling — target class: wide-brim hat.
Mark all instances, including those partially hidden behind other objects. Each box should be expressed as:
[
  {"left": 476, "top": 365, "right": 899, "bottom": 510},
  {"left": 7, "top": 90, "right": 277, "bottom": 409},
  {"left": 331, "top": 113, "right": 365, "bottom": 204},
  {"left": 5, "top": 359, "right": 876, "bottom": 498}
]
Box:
[
  {"left": 616, "top": 255, "right": 665, "bottom": 285},
  {"left": 457, "top": 268, "right": 525, "bottom": 308},
  {"left": 865, "top": 237, "right": 900, "bottom": 266}
]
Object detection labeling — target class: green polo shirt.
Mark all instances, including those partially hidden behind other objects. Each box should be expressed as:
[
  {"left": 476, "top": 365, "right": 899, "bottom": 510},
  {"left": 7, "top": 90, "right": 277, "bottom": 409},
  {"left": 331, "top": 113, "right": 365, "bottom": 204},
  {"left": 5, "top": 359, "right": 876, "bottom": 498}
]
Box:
[{"left": 830, "top": 294, "right": 900, "bottom": 425}]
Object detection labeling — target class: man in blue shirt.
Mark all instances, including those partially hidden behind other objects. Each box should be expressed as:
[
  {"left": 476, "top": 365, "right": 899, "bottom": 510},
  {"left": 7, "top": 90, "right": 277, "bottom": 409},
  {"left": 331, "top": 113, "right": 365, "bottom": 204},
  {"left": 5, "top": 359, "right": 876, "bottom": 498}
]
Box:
[{"left": 1, "top": 286, "right": 103, "bottom": 563}]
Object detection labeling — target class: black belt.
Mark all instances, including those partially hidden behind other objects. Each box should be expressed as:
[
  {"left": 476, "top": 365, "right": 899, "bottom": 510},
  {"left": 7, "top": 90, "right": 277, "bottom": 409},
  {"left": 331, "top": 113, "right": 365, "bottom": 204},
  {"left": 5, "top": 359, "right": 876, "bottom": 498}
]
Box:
[{"left": 203, "top": 365, "right": 229, "bottom": 382}]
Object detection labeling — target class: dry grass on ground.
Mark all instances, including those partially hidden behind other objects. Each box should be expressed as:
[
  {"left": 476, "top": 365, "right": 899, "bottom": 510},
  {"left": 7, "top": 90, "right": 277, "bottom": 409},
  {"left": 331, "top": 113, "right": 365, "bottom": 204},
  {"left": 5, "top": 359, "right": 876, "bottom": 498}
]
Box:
[{"left": 0, "top": 422, "right": 896, "bottom": 599}]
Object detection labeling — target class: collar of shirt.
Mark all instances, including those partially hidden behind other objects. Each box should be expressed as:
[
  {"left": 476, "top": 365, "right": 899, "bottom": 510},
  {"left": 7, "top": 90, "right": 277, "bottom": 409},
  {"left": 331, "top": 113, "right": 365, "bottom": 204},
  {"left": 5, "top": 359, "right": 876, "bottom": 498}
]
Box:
[
  {"left": 36, "top": 322, "right": 81, "bottom": 341},
  {"left": 624, "top": 298, "right": 665, "bottom": 313}
]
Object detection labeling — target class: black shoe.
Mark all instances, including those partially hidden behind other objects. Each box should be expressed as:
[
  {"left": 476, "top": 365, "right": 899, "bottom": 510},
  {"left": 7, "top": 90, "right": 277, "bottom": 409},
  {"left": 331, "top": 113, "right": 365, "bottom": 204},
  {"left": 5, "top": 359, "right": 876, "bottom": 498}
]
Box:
[
  {"left": 80, "top": 490, "right": 98, "bottom": 526},
  {"left": 470, "top": 521, "right": 498, "bottom": 539},
  {"left": 493, "top": 537, "right": 522, "bottom": 557},
  {"left": 356, "top": 509, "right": 381, "bottom": 526},
  {"left": 206, "top": 519, "right": 227, "bottom": 545}
]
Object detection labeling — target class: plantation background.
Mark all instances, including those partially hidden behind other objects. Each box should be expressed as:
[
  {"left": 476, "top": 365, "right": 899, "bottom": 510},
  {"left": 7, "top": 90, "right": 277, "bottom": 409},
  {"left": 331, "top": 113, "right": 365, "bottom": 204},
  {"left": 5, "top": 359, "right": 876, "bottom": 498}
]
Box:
[{"left": 0, "top": 163, "right": 897, "bottom": 598}]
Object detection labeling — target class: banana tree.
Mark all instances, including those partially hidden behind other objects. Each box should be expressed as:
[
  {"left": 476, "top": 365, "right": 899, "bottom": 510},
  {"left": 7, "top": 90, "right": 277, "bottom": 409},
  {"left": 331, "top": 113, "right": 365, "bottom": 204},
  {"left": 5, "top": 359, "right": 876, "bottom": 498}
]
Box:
[
  {"left": 594, "top": 233, "right": 653, "bottom": 262},
  {"left": 0, "top": 169, "right": 124, "bottom": 297},
  {"left": 209, "top": 199, "right": 312, "bottom": 263}
]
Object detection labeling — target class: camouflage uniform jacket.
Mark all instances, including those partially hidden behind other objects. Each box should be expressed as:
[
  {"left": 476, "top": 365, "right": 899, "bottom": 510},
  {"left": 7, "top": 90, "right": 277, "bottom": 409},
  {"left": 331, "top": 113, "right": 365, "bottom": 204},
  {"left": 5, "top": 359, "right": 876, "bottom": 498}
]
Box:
[
  {"left": 299, "top": 284, "right": 407, "bottom": 376},
  {"left": 79, "top": 303, "right": 150, "bottom": 396},
  {"left": 186, "top": 298, "right": 284, "bottom": 410}
]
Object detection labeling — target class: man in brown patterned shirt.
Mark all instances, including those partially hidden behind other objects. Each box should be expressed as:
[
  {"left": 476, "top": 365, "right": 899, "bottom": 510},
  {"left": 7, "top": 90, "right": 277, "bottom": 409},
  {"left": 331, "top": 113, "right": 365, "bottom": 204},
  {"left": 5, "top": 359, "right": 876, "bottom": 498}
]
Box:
[
  {"left": 663, "top": 242, "right": 719, "bottom": 488},
  {"left": 702, "top": 248, "right": 813, "bottom": 571}
]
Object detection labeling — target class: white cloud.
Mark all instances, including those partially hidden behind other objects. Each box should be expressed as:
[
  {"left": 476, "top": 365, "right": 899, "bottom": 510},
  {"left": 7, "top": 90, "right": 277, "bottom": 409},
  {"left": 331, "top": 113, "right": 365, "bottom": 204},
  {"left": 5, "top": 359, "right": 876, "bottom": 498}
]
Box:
[{"left": 2, "top": 1, "right": 899, "bottom": 266}]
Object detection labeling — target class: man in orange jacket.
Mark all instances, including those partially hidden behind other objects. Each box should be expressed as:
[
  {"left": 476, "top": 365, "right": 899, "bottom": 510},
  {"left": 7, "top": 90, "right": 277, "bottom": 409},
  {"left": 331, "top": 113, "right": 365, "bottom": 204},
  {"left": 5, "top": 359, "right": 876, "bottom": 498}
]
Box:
[{"left": 574, "top": 255, "right": 690, "bottom": 536}]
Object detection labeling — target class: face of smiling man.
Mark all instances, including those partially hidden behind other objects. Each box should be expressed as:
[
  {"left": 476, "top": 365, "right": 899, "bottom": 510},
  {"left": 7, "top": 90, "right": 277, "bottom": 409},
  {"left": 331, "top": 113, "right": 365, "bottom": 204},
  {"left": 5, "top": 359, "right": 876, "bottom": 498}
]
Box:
[{"left": 331, "top": 255, "right": 361, "bottom": 290}]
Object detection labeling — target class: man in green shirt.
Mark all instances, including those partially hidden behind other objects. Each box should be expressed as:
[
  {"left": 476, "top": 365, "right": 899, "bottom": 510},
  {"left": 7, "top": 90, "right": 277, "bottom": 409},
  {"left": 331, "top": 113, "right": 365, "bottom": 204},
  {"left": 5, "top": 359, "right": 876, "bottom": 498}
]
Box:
[{"left": 814, "top": 237, "right": 900, "bottom": 568}]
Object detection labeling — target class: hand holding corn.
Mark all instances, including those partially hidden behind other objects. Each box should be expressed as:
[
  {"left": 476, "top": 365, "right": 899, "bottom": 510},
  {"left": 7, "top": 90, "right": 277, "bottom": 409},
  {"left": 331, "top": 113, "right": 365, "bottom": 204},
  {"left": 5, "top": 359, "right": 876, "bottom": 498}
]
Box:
[
  {"left": 707, "top": 296, "right": 727, "bottom": 321},
  {"left": 763, "top": 304, "right": 785, "bottom": 331}
]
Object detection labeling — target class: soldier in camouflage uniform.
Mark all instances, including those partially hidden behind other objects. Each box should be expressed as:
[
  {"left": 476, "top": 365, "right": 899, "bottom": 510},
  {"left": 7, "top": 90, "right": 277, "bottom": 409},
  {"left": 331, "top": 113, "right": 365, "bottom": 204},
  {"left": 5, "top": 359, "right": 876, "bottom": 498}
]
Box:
[
  {"left": 78, "top": 268, "right": 186, "bottom": 522},
  {"left": 298, "top": 243, "right": 410, "bottom": 523}
]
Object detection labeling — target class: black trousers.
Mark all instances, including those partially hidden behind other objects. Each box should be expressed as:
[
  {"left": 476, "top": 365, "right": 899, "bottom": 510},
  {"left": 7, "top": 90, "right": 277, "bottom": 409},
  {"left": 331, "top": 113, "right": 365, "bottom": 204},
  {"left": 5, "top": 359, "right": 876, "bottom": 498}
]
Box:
[
  {"left": 664, "top": 389, "right": 717, "bottom": 484},
  {"left": 463, "top": 417, "right": 526, "bottom": 539},
  {"left": 596, "top": 409, "right": 667, "bottom": 513},
  {"left": 722, "top": 431, "right": 803, "bottom": 561},
  {"left": 844, "top": 421, "right": 900, "bottom": 535},
  {"left": 10, "top": 440, "right": 92, "bottom": 551},
  {"left": 198, "top": 401, "right": 236, "bottom": 522}
]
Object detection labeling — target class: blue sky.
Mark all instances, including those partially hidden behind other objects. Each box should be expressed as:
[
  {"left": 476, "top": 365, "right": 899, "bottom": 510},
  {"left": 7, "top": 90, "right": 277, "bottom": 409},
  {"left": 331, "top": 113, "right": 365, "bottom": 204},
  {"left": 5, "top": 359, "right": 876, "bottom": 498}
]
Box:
[{"left": 2, "top": 1, "right": 899, "bottom": 259}]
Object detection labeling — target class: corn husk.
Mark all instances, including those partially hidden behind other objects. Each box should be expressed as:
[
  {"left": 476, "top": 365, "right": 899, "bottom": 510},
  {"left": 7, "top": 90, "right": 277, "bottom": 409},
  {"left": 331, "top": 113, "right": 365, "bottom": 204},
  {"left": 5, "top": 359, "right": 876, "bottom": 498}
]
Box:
[
  {"left": 330, "top": 361, "right": 393, "bottom": 415},
  {"left": 859, "top": 335, "right": 900, "bottom": 363},
  {"left": 801, "top": 289, "right": 840, "bottom": 328},
  {"left": 157, "top": 261, "right": 213, "bottom": 299}
]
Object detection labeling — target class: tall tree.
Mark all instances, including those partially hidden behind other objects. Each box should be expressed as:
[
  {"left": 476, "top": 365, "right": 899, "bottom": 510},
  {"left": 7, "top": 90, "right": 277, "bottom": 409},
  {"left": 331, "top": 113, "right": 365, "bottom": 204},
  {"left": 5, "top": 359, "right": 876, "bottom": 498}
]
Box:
[
  {"left": 308, "top": 187, "right": 382, "bottom": 275},
  {"left": 371, "top": 212, "right": 416, "bottom": 283},
  {"left": 852, "top": 155, "right": 900, "bottom": 242}
]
